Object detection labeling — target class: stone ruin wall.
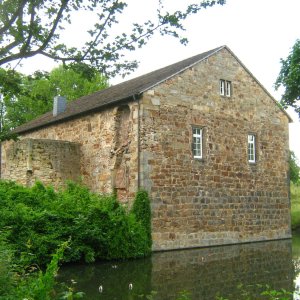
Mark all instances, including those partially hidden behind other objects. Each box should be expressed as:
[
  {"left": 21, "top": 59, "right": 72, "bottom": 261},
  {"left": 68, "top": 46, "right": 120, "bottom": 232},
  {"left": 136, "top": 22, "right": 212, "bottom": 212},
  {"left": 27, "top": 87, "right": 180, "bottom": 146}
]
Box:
[
  {"left": 2, "top": 138, "right": 80, "bottom": 189},
  {"left": 139, "top": 47, "right": 291, "bottom": 250},
  {"left": 1, "top": 102, "right": 139, "bottom": 204}
]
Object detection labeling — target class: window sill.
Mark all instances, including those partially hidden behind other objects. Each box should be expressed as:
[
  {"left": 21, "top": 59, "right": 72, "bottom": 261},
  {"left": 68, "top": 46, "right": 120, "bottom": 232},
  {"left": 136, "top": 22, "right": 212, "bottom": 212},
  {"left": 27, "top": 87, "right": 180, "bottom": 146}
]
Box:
[
  {"left": 193, "top": 157, "right": 205, "bottom": 163},
  {"left": 248, "top": 161, "right": 258, "bottom": 170}
]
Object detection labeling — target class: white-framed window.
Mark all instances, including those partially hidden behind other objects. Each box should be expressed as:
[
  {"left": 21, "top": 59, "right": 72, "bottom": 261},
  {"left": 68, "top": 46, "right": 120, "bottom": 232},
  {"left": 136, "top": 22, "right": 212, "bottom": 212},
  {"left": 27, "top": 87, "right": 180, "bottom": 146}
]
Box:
[
  {"left": 220, "top": 79, "right": 225, "bottom": 96},
  {"left": 226, "top": 81, "right": 231, "bottom": 97},
  {"left": 220, "top": 79, "right": 231, "bottom": 97},
  {"left": 193, "top": 127, "right": 203, "bottom": 159},
  {"left": 248, "top": 134, "right": 256, "bottom": 163}
]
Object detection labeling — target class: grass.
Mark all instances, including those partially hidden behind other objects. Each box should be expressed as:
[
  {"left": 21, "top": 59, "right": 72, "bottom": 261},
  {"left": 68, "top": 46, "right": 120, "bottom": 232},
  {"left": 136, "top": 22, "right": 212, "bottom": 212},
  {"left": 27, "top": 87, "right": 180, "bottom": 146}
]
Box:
[{"left": 291, "top": 183, "right": 300, "bottom": 230}]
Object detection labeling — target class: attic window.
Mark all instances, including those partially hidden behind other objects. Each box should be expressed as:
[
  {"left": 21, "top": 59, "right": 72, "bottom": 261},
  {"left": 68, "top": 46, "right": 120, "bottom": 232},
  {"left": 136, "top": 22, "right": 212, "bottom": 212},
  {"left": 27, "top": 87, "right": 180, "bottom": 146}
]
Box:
[
  {"left": 192, "top": 127, "right": 203, "bottom": 159},
  {"left": 220, "top": 79, "right": 231, "bottom": 97},
  {"left": 248, "top": 134, "right": 256, "bottom": 163}
]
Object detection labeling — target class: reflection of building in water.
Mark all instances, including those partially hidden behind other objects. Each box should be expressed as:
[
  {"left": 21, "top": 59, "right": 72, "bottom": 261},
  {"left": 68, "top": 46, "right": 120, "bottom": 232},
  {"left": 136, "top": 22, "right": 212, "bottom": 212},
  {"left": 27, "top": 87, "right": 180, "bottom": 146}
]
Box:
[
  {"left": 151, "top": 239, "right": 294, "bottom": 300},
  {"left": 57, "top": 239, "right": 294, "bottom": 300}
]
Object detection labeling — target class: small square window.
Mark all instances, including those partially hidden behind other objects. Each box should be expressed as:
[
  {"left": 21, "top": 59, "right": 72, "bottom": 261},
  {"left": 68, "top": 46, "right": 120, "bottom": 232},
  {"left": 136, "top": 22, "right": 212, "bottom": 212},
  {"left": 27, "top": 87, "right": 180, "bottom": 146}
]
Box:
[
  {"left": 220, "top": 79, "right": 231, "bottom": 97},
  {"left": 193, "top": 127, "right": 203, "bottom": 159},
  {"left": 248, "top": 134, "right": 256, "bottom": 163}
]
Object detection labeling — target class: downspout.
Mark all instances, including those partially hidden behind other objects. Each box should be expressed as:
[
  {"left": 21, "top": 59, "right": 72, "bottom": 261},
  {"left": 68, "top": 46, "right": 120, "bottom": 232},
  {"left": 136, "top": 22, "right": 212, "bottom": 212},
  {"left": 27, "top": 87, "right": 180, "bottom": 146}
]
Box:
[{"left": 133, "top": 94, "right": 141, "bottom": 189}]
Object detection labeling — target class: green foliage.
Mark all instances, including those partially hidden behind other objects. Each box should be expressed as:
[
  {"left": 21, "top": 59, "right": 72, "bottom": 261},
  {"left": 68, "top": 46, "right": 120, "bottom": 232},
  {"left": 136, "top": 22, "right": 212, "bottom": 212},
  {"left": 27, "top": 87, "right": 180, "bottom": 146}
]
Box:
[
  {"left": 0, "top": 236, "right": 70, "bottom": 300},
  {"left": 215, "top": 284, "right": 297, "bottom": 300},
  {"left": 290, "top": 150, "right": 300, "bottom": 184},
  {"left": 14, "top": 241, "right": 70, "bottom": 300},
  {"left": 0, "top": 0, "right": 225, "bottom": 76},
  {"left": 276, "top": 39, "right": 300, "bottom": 118},
  {"left": 260, "top": 286, "right": 292, "bottom": 300},
  {"left": 0, "top": 64, "right": 108, "bottom": 131},
  {"left": 138, "top": 290, "right": 191, "bottom": 300},
  {"left": 0, "top": 234, "right": 15, "bottom": 297},
  {"left": 0, "top": 180, "right": 152, "bottom": 267},
  {"left": 0, "top": 130, "right": 18, "bottom": 142},
  {"left": 176, "top": 290, "right": 191, "bottom": 300},
  {"left": 131, "top": 190, "right": 152, "bottom": 249},
  {"left": 291, "top": 183, "right": 300, "bottom": 230}
]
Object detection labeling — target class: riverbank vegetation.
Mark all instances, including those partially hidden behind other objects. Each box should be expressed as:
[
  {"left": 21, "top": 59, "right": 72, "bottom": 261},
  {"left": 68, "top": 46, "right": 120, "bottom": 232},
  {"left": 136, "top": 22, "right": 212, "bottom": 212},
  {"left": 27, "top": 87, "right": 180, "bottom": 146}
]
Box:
[
  {"left": 291, "top": 183, "right": 300, "bottom": 230},
  {"left": 0, "top": 161, "right": 299, "bottom": 298},
  {"left": 0, "top": 180, "right": 151, "bottom": 299},
  {"left": 290, "top": 150, "right": 300, "bottom": 230}
]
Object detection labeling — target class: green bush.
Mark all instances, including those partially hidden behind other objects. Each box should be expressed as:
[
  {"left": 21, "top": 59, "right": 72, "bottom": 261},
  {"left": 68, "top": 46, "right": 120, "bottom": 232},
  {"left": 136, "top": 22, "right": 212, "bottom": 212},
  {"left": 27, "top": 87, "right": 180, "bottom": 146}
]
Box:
[
  {"left": 131, "top": 190, "right": 152, "bottom": 249},
  {"left": 0, "top": 234, "right": 15, "bottom": 297},
  {"left": 0, "top": 180, "right": 152, "bottom": 266}
]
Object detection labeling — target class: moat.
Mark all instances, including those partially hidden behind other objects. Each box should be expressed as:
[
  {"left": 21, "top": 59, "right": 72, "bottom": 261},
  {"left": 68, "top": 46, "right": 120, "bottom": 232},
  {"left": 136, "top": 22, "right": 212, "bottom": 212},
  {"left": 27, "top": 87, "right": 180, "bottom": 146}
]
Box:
[{"left": 57, "top": 236, "right": 300, "bottom": 299}]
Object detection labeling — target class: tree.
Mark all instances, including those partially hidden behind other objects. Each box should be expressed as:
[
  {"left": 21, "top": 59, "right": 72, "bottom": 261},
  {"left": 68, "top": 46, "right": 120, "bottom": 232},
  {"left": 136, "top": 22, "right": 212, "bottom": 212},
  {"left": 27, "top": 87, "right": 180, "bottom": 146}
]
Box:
[
  {"left": 0, "top": 63, "right": 108, "bottom": 130},
  {"left": 0, "top": 0, "right": 225, "bottom": 77},
  {"left": 275, "top": 39, "right": 300, "bottom": 118},
  {"left": 290, "top": 150, "right": 300, "bottom": 185}
]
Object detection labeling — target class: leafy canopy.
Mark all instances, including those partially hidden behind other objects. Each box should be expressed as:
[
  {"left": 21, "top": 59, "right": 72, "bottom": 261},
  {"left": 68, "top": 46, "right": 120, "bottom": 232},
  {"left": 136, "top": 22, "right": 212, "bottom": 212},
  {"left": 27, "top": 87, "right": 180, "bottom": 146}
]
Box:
[
  {"left": 276, "top": 39, "right": 300, "bottom": 118},
  {"left": 0, "top": 0, "right": 226, "bottom": 77},
  {"left": 0, "top": 63, "right": 108, "bottom": 131}
]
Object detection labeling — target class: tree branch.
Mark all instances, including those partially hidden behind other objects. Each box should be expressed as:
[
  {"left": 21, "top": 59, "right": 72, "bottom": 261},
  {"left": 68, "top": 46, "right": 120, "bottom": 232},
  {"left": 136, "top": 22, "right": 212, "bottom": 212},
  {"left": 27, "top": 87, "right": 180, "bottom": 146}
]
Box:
[
  {"left": 0, "top": 0, "right": 28, "bottom": 36},
  {"left": 81, "top": 0, "right": 119, "bottom": 61},
  {"left": 0, "top": 0, "right": 69, "bottom": 66},
  {"left": 20, "top": 1, "right": 36, "bottom": 54},
  {"left": 37, "top": 0, "right": 70, "bottom": 52},
  {"left": 0, "top": 40, "right": 21, "bottom": 56}
]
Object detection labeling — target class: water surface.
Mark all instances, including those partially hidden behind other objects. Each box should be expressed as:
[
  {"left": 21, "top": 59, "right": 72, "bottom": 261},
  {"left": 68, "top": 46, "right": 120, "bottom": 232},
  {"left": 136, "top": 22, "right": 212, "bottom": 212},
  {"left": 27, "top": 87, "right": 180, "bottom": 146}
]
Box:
[{"left": 58, "top": 237, "right": 300, "bottom": 299}]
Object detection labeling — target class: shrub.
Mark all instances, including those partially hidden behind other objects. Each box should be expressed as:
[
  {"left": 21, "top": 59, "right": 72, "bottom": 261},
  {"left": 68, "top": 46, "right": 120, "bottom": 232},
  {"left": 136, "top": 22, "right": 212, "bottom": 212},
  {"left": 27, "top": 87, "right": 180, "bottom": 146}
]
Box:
[
  {"left": 0, "top": 180, "right": 152, "bottom": 267},
  {"left": 0, "top": 234, "right": 15, "bottom": 297},
  {"left": 131, "top": 190, "right": 152, "bottom": 250}
]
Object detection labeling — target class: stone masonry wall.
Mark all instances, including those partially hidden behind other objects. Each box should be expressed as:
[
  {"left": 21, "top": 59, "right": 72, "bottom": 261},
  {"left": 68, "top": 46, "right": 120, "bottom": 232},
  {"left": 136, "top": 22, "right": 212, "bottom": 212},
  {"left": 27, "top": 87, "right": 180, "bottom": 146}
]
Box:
[
  {"left": 2, "top": 138, "right": 80, "bottom": 188},
  {"left": 1, "top": 102, "right": 139, "bottom": 204},
  {"left": 140, "top": 47, "right": 291, "bottom": 250},
  {"left": 0, "top": 47, "right": 291, "bottom": 251}
]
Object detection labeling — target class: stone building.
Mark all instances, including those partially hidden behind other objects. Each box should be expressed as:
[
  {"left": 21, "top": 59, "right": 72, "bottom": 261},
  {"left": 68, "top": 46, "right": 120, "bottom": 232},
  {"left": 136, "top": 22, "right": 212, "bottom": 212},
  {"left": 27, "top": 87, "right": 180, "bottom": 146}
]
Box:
[{"left": 0, "top": 45, "right": 292, "bottom": 250}]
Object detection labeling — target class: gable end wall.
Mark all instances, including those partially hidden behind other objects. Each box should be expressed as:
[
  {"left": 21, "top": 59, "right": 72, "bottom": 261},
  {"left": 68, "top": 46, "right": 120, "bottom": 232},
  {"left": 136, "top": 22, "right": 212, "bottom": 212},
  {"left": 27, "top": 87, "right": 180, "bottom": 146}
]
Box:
[{"left": 140, "top": 48, "right": 291, "bottom": 250}]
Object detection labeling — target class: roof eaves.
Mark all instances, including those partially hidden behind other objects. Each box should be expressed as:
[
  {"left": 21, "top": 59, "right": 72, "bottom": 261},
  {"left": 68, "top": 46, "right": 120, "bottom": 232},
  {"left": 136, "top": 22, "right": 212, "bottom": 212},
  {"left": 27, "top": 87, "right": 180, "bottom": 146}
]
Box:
[{"left": 14, "top": 93, "right": 141, "bottom": 134}]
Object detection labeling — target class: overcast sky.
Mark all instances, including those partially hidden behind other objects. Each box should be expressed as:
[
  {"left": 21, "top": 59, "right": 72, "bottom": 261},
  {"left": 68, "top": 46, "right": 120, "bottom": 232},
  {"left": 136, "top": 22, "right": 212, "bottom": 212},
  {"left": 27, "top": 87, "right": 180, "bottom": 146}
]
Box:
[{"left": 18, "top": 0, "right": 300, "bottom": 160}]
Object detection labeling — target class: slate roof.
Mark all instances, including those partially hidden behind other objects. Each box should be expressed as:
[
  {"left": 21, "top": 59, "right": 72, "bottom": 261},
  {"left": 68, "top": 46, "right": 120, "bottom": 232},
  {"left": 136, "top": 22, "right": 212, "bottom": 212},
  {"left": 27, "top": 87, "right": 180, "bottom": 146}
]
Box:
[
  {"left": 14, "top": 46, "right": 225, "bottom": 134},
  {"left": 14, "top": 45, "right": 291, "bottom": 134}
]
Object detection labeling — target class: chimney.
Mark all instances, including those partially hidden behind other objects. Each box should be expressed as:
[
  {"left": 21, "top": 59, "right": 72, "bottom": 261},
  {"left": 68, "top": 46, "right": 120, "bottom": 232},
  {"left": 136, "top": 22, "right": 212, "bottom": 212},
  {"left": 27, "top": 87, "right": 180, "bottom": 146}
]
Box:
[{"left": 53, "top": 96, "right": 66, "bottom": 117}]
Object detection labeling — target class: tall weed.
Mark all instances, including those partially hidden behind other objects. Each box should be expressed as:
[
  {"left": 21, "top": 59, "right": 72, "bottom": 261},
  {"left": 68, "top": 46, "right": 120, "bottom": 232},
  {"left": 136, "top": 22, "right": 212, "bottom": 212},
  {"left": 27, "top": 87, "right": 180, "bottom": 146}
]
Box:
[{"left": 0, "top": 234, "right": 71, "bottom": 300}]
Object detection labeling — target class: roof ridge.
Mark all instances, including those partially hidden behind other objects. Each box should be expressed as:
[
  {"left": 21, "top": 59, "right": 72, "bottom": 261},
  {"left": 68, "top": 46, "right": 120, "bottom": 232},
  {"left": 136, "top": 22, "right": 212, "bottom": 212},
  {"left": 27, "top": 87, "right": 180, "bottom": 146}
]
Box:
[
  {"left": 15, "top": 45, "right": 291, "bottom": 134},
  {"left": 14, "top": 45, "right": 226, "bottom": 134}
]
